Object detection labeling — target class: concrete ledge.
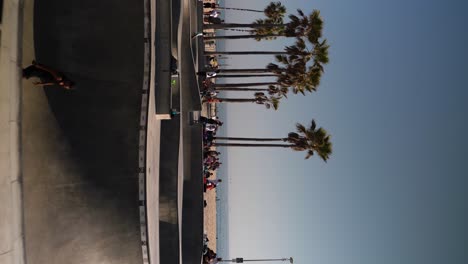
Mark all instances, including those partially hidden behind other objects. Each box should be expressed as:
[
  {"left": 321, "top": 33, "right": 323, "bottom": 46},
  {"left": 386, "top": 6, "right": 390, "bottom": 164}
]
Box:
[
  {"left": 154, "top": 0, "right": 173, "bottom": 117},
  {"left": 156, "top": 113, "right": 172, "bottom": 120},
  {"left": 0, "top": 0, "right": 25, "bottom": 264}
]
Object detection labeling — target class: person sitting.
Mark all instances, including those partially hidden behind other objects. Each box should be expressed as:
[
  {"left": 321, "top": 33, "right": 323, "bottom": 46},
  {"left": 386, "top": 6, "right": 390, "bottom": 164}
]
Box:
[{"left": 206, "top": 179, "right": 222, "bottom": 190}]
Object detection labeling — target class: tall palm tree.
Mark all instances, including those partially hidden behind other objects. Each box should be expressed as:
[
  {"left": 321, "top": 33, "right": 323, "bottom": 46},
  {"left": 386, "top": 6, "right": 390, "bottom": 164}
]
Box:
[
  {"left": 212, "top": 74, "right": 279, "bottom": 78},
  {"left": 205, "top": 92, "right": 281, "bottom": 110},
  {"left": 217, "top": 68, "right": 280, "bottom": 74},
  {"left": 214, "top": 120, "right": 332, "bottom": 161},
  {"left": 214, "top": 85, "right": 289, "bottom": 99},
  {"left": 215, "top": 7, "right": 263, "bottom": 13},
  {"left": 211, "top": 58, "right": 315, "bottom": 95},
  {"left": 284, "top": 9, "right": 324, "bottom": 43},
  {"left": 213, "top": 82, "right": 278, "bottom": 88},
  {"left": 205, "top": 51, "right": 289, "bottom": 55},
  {"left": 204, "top": 9, "right": 324, "bottom": 43}
]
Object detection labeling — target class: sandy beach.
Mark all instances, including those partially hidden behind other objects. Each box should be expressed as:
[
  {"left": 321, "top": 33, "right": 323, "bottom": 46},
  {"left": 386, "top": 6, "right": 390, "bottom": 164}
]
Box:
[
  {"left": 202, "top": 0, "right": 218, "bottom": 250},
  {"left": 202, "top": 103, "right": 217, "bottom": 250},
  {"left": 204, "top": 185, "right": 217, "bottom": 249}
]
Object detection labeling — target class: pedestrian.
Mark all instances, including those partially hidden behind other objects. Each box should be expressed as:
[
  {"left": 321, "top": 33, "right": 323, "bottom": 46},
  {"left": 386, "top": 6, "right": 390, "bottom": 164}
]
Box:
[
  {"left": 197, "top": 69, "right": 220, "bottom": 78},
  {"left": 207, "top": 17, "right": 223, "bottom": 24},
  {"left": 205, "top": 10, "right": 220, "bottom": 18},
  {"left": 203, "top": 3, "right": 218, "bottom": 8}
]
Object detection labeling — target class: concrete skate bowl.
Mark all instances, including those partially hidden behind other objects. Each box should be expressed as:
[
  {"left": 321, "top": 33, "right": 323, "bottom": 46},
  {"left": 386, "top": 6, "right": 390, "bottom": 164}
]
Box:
[{"left": 27, "top": 1, "right": 145, "bottom": 263}]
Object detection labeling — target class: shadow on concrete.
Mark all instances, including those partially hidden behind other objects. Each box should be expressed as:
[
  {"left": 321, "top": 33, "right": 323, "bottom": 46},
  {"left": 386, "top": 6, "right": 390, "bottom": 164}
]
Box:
[
  {"left": 181, "top": 122, "right": 204, "bottom": 264},
  {"left": 179, "top": 1, "right": 205, "bottom": 263},
  {"left": 159, "top": 117, "right": 181, "bottom": 264},
  {"left": 34, "top": 0, "right": 144, "bottom": 184},
  {"left": 23, "top": 1, "right": 145, "bottom": 263}
]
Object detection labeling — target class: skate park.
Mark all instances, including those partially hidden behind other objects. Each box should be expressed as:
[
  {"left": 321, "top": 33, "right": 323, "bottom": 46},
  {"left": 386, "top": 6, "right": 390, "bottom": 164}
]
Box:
[{"left": 0, "top": 0, "right": 205, "bottom": 263}]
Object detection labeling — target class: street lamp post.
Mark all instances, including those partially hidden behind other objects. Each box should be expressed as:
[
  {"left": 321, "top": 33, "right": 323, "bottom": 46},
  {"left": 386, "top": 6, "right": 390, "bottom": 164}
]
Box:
[{"left": 220, "top": 257, "right": 294, "bottom": 264}]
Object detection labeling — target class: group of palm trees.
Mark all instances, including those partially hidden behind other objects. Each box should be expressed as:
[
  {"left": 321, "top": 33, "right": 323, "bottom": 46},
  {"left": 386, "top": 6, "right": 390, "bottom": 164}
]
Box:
[{"left": 202, "top": 2, "right": 332, "bottom": 162}]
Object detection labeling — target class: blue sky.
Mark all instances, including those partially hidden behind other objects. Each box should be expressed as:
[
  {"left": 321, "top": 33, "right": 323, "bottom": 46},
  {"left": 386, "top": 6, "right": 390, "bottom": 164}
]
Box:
[{"left": 214, "top": 1, "right": 468, "bottom": 264}]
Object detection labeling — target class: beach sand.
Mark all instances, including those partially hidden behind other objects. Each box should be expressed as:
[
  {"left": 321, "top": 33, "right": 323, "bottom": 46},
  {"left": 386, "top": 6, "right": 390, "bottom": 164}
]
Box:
[
  {"left": 204, "top": 184, "right": 217, "bottom": 249},
  {"left": 203, "top": 0, "right": 218, "bottom": 249},
  {"left": 202, "top": 103, "right": 217, "bottom": 250}
]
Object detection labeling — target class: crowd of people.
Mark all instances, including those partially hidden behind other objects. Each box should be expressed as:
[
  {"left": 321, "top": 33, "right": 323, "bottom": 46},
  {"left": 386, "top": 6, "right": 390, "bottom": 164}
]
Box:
[
  {"left": 200, "top": 116, "right": 223, "bottom": 192},
  {"left": 200, "top": 2, "right": 226, "bottom": 261},
  {"left": 203, "top": 234, "right": 222, "bottom": 264}
]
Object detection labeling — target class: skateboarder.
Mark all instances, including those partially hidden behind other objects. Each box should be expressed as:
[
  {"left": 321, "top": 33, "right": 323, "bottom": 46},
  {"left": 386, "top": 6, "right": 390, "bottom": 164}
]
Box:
[{"left": 23, "top": 61, "right": 74, "bottom": 90}]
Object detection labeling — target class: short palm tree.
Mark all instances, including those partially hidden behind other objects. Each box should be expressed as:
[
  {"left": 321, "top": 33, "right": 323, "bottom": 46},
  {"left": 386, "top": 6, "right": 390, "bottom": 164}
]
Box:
[{"left": 214, "top": 119, "right": 332, "bottom": 161}]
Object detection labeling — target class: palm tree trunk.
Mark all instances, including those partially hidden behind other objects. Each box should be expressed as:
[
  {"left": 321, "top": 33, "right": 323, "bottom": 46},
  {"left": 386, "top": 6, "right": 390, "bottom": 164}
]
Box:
[
  {"left": 213, "top": 82, "right": 277, "bottom": 88},
  {"left": 213, "top": 74, "right": 278, "bottom": 78},
  {"left": 216, "top": 98, "right": 256, "bottom": 103},
  {"left": 204, "top": 23, "right": 286, "bottom": 30},
  {"left": 204, "top": 34, "right": 280, "bottom": 40},
  {"left": 215, "top": 87, "right": 269, "bottom": 91},
  {"left": 214, "top": 143, "right": 292, "bottom": 147},
  {"left": 216, "top": 7, "right": 263, "bottom": 13},
  {"left": 218, "top": 68, "right": 281, "bottom": 73},
  {"left": 205, "top": 51, "right": 288, "bottom": 56},
  {"left": 214, "top": 137, "right": 287, "bottom": 141}
]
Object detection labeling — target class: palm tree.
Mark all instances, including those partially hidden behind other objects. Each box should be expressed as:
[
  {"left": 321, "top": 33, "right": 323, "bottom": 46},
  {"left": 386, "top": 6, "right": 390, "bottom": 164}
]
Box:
[
  {"left": 213, "top": 82, "right": 278, "bottom": 88},
  {"left": 212, "top": 74, "right": 279, "bottom": 78},
  {"left": 206, "top": 92, "right": 281, "bottom": 110},
  {"left": 204, "top": 9, "right": 324, "bottom": 42},
  {"left": 214, "top": 85, "right": 289, "bottom": 99},
  {"left": 214, "top": 120, "right": 332, "bottom": 161},
  {"left": 215, "top": 7, "right": 263, "bottom": 13},
  {"left": 205, "top": 51, "right": 289, "bottom": 56},
  {"left": 214, "top": 37, "right": 325, "bottom": 75},
  {"left": 204, "top": 2, "right": 286, "bottom": 32},
  {"left": 284, "top": 9, "right": 324, "bottom": 43},
  {"left": 211, "top": 61, "right": 322, "bottom": 96},
  {"left": 218, "top": 68, "right": 281, "bottom": 74}
]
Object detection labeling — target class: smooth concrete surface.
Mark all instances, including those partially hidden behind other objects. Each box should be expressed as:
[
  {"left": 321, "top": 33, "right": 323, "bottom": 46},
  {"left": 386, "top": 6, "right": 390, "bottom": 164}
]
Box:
[
  {"left": 179, "top": 0, "right": 202, "bottom": 112},
  {"left": 0, "top": 0, "right": 25, "bottom": 263},
  {"left": 145, "top": 0, "right": 161, "bottom": 263},
  {"left": 171, "top": 0, "right": 181, "bottom": 59},
  {"left": 154, "top": 0, "right": 173, "bottom": 118},
  {"left": 20, "top": 0, "right": 145, "bottom": 263},
  {"left": 2, "top": 0, "right": 205, "bottom": 263},
  {"left": 179, "top": 1, "right": 205, "bottom": 263},
  {"left": 159, "top": 117, "right": 181, "bottom": 264}
]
